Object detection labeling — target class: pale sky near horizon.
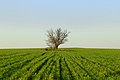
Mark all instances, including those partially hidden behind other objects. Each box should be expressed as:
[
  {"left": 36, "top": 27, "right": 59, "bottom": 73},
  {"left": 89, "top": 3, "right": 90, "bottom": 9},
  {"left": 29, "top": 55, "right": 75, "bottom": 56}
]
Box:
[{"left": 0, "top": 0, "right": 120, "bottom": 48}]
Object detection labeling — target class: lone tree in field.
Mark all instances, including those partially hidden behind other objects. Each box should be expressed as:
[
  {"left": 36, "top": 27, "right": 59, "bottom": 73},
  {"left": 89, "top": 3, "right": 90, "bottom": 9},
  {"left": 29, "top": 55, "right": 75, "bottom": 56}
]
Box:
[{"left": 46, "top": 28, "right": 70, "bottom": 49}]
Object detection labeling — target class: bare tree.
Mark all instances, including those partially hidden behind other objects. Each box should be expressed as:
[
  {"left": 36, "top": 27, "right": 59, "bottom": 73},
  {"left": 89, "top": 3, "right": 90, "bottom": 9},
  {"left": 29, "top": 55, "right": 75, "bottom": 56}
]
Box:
[{"left": 46, "top": 28, "right": 70, "bottom": 49}]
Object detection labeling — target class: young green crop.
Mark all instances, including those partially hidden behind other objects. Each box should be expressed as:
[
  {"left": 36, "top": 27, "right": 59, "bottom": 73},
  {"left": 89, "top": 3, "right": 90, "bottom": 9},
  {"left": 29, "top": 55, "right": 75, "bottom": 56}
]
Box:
[{"left": 0, "top": 48, "right": 120, "bottom": 80}]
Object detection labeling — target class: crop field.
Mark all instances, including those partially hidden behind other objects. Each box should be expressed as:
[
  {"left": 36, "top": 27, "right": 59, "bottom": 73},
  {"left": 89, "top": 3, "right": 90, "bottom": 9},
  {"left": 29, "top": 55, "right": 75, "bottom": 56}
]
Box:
[{"left": 0, "top": 48, "right": 120, "bottom": 80}]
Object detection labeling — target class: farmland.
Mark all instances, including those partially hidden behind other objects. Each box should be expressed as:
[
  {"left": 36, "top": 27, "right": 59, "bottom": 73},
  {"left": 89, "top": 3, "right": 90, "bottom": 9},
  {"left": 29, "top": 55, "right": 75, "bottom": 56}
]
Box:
[{"left": 0, "top": 48, "right": 120, "bottom": 80}]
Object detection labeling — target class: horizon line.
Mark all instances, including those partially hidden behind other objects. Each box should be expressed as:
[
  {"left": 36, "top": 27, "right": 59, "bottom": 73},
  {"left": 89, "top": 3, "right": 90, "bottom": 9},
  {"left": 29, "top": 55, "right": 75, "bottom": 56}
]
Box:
[{"left": 0, "top": 47, "right": 120, "bottom": 49}]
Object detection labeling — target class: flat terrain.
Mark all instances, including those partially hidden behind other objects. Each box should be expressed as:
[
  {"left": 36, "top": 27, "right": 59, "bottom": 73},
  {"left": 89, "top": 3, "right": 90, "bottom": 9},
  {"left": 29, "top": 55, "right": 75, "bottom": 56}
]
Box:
[{"left": 0, "top": 48, "right": 120, "bottom": 80}]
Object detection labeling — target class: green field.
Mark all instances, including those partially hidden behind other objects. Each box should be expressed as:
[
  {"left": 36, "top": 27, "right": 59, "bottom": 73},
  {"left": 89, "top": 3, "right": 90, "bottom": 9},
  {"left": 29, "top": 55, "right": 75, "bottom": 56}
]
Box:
[{"left": 0, "top": 48, "right": 120, "bottom": 80}]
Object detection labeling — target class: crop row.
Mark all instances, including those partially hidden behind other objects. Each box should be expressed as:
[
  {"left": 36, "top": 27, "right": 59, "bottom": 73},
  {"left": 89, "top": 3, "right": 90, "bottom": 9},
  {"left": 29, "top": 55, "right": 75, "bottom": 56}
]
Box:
[{"left": 0, "top": 49, "right": 120, "bottom": 80}]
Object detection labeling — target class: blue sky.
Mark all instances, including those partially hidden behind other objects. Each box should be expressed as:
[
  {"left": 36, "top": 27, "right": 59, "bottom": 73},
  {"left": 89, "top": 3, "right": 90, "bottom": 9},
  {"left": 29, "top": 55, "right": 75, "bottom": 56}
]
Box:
[{"left": 0, "top": 0, "right": 120, "bottom": 48}]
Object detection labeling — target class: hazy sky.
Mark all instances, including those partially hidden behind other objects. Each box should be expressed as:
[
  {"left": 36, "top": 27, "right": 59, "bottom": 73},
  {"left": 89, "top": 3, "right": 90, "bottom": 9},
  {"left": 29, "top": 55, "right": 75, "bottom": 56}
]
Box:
[{"left": 0, "top": 0, "right": 120, "bottom": 48}]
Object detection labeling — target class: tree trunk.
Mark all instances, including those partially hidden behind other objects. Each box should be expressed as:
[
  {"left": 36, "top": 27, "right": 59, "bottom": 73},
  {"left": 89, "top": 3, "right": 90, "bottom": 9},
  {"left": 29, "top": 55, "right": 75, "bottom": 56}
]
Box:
[{"left": 54, "top": 45, "right": 59, "bottom": 49}]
